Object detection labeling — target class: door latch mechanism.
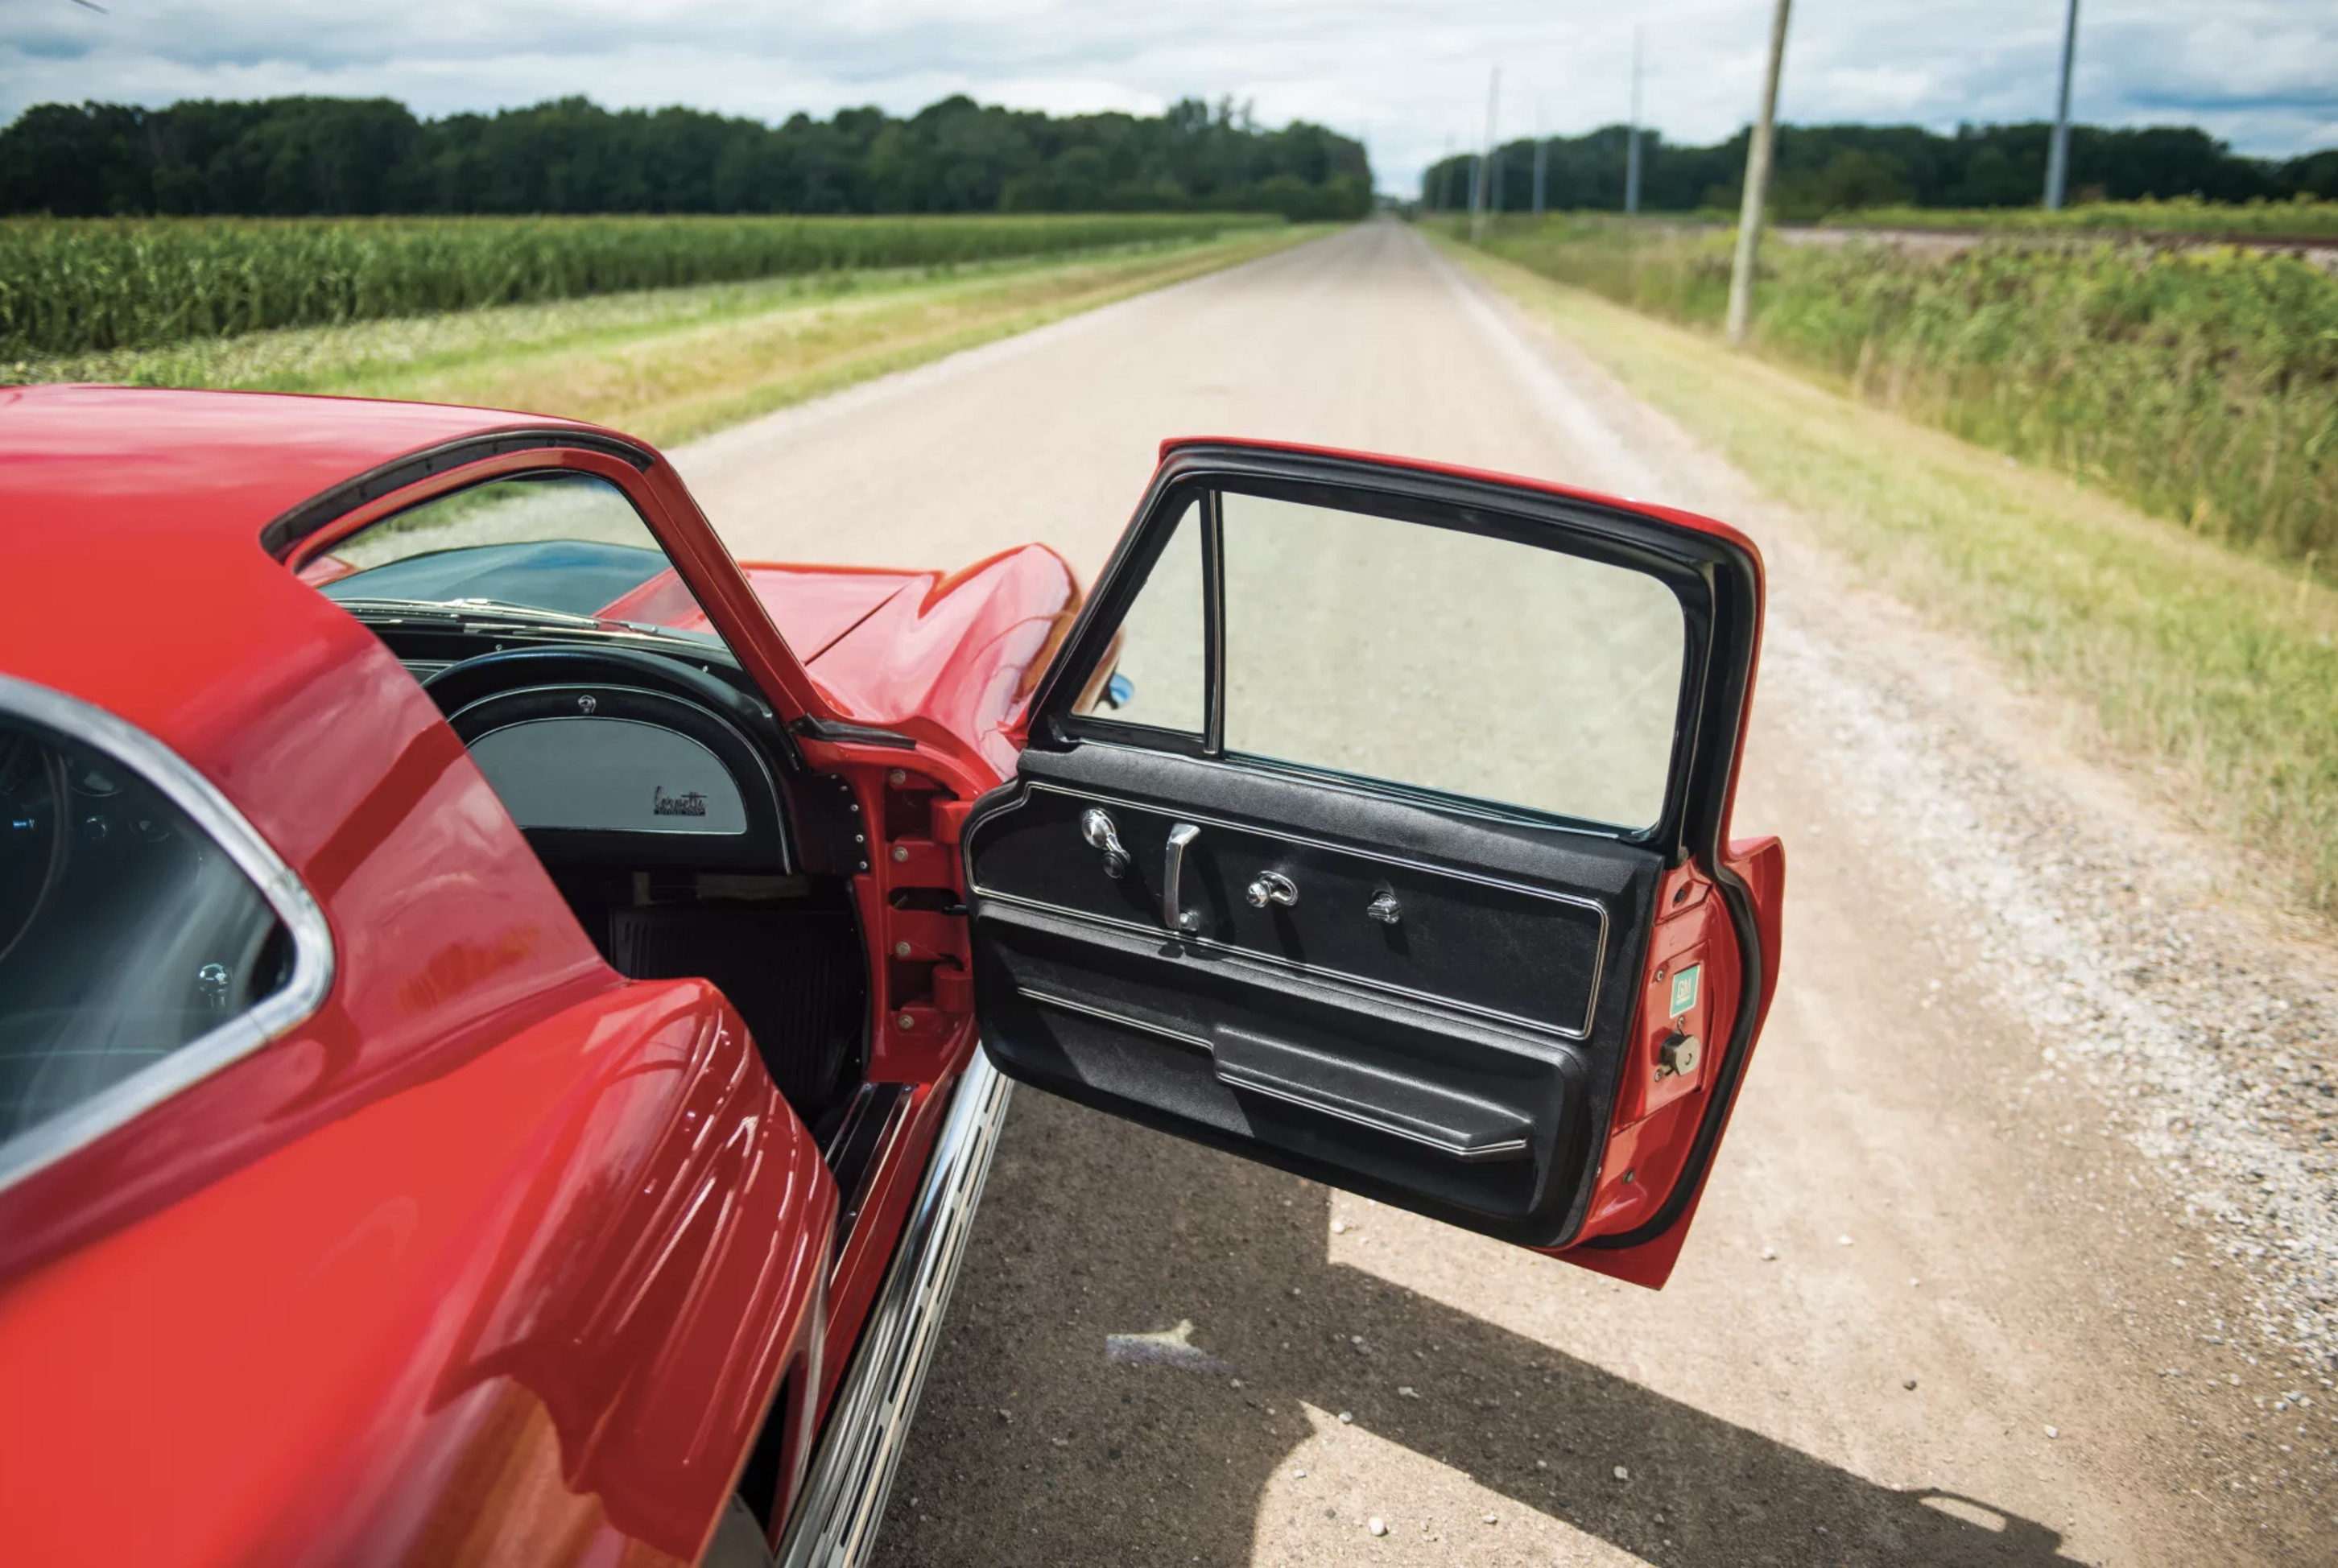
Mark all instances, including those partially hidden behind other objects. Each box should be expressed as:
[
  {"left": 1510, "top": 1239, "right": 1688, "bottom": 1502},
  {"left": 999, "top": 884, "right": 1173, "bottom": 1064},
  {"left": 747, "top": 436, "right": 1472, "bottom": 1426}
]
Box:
[{"left": 1656, "top": 1030, "right": 1702, "bottom": 1079}]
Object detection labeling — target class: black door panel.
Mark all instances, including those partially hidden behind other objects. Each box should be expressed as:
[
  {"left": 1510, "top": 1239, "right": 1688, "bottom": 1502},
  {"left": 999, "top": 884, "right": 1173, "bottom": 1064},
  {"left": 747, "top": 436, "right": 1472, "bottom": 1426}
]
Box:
[
  {"left": 965, "top": 443, "right": 1767, "bottom": 1262},
  {"left": 969, "top": 774, "right": 1615, "bottom": 1038},
  {"left": 967, "top": 743, "right": 1660, "bottom": 1245}
]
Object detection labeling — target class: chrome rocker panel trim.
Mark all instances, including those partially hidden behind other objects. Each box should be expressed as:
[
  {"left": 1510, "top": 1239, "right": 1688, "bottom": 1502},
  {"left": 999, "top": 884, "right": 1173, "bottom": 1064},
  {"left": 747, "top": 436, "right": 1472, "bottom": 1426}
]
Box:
[{"left": 775, "top": 1050, "right": 1014, "bottom": 1568}]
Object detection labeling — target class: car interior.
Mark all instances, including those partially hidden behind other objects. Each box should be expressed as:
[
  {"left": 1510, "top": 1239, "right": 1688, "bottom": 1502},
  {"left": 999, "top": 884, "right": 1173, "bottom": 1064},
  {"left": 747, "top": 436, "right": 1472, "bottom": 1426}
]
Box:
[{"left": 310, "top": 472, "right": 874, "bottom": 1139}]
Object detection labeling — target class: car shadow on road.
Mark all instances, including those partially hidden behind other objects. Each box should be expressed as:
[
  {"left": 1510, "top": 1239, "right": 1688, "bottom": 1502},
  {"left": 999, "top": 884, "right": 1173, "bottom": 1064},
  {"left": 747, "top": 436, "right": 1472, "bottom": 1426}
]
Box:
[{"left": 874, "top": 1090, "right": 2080, "bottom": 1567}]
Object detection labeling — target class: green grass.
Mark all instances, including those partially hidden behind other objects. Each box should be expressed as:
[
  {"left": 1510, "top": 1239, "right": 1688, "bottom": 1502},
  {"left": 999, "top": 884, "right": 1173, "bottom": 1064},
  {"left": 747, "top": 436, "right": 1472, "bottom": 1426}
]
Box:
[
  {"left": 1824, "top": 196, "right": 2338, "bottom": 238},
  {"left": 0, "top": 212, "right": 1286, "bottom": 359},
  {"left": 14, "top": 227, "right": 1320, "bottom": 448},
  {"left": 1442, "top": 234, "right": 2338, "bottom": 918},
  {"left": 1456, "top": 213, "right": 2338, "bottom": 571}
]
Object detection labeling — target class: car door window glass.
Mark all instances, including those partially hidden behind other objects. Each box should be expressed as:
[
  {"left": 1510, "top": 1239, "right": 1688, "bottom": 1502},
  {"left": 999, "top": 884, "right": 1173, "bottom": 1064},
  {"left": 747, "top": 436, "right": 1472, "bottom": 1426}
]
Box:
[
  {"left": 0, "top": 715, "right": 291, "bottom": 1147},
  {"left": 1088, "top": 499, "right": 1204, "bottom": 735},
  {"left": 1217, "top": 491, "right": 1685, "bottom": 830}
]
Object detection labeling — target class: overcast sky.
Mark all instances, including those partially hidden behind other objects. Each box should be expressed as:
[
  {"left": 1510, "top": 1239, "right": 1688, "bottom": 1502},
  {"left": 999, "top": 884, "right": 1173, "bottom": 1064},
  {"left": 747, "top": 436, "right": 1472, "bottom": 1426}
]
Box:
[{"left": 6, "top": 0, "right": 2333, "bottom": 195}]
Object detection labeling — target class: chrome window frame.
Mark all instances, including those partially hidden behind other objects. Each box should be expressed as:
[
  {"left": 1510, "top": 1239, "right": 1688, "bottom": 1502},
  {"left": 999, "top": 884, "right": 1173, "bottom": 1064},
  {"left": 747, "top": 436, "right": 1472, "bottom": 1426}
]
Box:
[{"left": 0, "top": 672, "right": 336, "bottom": 1194}]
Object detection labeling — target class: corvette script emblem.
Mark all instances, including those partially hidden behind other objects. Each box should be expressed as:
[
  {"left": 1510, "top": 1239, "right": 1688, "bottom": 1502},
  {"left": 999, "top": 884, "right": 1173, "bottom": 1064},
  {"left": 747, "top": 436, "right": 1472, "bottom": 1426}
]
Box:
[{"left": 652, "top": 786, "right": 708, "bottom": 817}]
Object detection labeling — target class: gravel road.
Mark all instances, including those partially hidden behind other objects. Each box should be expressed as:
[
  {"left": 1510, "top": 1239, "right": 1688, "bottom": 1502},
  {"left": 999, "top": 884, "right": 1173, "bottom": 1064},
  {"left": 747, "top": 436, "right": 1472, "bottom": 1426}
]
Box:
[{"left": 677, "top": 220, "right": 2338, "bottom": 1566}]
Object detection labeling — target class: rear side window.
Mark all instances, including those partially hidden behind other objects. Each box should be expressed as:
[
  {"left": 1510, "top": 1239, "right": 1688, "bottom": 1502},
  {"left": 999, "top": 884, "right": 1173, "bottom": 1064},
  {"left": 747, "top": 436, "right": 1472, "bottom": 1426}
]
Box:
[{"left": 0, "top": 710, "right": 296, "bottom": 1157}]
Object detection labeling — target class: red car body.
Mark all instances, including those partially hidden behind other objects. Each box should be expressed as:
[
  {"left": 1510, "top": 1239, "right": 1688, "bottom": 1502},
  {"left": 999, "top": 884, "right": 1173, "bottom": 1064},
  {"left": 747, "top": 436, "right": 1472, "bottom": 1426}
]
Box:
[{"left": 0, "top": 385, "right": 1780, "bottom": 1566}]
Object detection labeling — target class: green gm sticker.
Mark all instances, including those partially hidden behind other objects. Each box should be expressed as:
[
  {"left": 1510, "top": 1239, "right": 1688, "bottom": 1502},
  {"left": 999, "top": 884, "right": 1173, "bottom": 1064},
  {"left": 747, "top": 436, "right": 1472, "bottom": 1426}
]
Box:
[{"left": 1669, "top": 964, "right": 1700, "bottom": 1017}]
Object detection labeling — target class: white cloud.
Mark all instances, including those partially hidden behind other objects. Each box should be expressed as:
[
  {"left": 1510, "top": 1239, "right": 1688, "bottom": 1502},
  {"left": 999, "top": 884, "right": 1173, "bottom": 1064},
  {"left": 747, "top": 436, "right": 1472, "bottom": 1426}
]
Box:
[{"left": 2, "top": 0, "right": 2331, "bottom": 194}]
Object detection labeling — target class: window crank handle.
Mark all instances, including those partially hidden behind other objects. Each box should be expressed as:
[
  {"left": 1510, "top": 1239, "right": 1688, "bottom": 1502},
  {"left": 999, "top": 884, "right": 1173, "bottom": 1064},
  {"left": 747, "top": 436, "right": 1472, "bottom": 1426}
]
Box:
[
  {"left": 1163, "top": 822, "right": 1201, "bottom": 932},
  {"left": 1080, "top": 807, "right": 1130, "bottom": 878}
]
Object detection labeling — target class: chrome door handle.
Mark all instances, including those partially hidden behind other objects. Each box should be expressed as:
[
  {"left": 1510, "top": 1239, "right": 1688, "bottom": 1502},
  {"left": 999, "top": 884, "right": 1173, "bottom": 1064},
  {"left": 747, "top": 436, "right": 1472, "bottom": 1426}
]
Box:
[
  {"left": 1163, "top": 822, "right": 1201, "bottom": 932},
  {"left": 1080, "top": 807, "right": 1130, "bottom": 878}
]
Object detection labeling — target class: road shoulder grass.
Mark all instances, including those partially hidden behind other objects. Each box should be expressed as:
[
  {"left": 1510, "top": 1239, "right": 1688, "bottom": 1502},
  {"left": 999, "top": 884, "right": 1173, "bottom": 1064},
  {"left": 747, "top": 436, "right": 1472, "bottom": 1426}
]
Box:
[
  {"left": 1441, "top": 236, "right": 2338, "bottom": 918},
  {"left": 19, "top": 226, "right": 1320, "bottom": 448}
]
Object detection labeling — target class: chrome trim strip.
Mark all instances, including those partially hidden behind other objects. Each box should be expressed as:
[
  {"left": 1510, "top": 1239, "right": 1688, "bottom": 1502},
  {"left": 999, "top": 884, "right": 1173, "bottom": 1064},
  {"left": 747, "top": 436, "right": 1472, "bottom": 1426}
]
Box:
[
  {"left": 1016, "top": 985, "right": 1528, "bottom": 1164},
  {"left": 0, "top": 673, "right": 337, "bottom": 1195},
  {"left": 1068, "top": 732, "right": 1633, "bottom": 843},
  {"left": 1014, "top": 986, "right": 1211, "bottom": 1052},
  {"left": 775, "top": 1052, "right": 1014, "bottom": 1568},
  {"left": 1208, "top": 1064, "right": 1530, "bottom": 1164},
  {"left": 971, "top": 781, "right": 1611, "bottom": 1042}
]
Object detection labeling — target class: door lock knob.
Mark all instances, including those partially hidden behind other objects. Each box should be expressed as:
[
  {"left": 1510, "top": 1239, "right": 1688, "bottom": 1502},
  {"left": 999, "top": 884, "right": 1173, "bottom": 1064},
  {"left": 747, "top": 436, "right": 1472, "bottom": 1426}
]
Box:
[
  {"left": 1365, "top": 891, "right": 1402, "bottom": 926},
  {"left": 1657, "top": 1030, "right": 1702, "bottom": 1079},
  {"left": 1245, "top": 871, "right": 1299, "bottom": 909}
]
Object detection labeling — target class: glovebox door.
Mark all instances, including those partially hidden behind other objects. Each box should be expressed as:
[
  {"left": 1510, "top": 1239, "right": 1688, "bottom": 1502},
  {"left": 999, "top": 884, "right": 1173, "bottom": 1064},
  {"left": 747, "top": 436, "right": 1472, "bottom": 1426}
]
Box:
[{"left": 963, "top": 439, "right": 1776, "bottom": 1277}]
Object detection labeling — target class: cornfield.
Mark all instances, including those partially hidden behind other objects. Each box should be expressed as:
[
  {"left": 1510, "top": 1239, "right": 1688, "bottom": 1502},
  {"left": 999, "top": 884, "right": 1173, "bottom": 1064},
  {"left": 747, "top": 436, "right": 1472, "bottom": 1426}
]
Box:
[
  {"left": 0, "top": 212, "right": 1280, "bottom": 359},
  {"left": 1473, "top": 215, "right": 2338, "bottom": 568}
]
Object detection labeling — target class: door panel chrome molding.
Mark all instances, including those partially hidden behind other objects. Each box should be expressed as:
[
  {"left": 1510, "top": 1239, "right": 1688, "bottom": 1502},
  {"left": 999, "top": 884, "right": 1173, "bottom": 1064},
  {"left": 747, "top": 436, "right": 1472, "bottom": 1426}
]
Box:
[
  {"left": 775, "top": 1053, "right": 1013, "bottom": 1568},
  {"left": 1207, "top": 1062, "right": 1531, "bottom": 1164},
  {"left": 1015, "top": 986, "right": 1212, "bottom": 1052},
  {"left": 1018, "top": 985, "right": 1529, "bottom": 1164},
  {"left": 0, "top": 673, "right": 336, "bottom": 1195},
  {"left": 1067, "top": 733, "right": 1634, "bottom": 844},
  {"left": 973, "top": 782, "right": 1612, "bottom": 1042}
]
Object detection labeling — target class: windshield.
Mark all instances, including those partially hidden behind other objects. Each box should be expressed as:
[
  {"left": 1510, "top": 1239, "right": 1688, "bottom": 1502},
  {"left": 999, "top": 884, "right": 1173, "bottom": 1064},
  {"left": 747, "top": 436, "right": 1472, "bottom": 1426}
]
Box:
[{"left": 304, "top": 470, "right": 725, "bottom": 653}]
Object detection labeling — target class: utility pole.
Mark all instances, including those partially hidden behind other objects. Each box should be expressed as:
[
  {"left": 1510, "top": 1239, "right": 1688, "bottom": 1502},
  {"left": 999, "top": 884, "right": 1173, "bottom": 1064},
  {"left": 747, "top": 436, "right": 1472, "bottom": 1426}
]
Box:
[
  {"left": 1625, "top": 26, "right": 1644, "bottom": 216},
  {"left": 1471, "top": 66, "right": 1500, "bottom": 242},
  {"left": 1532, "top": 99, "right": 1547, "bottom": 215},
  {"left": 1725, "top": 0, "right": 1791, "bottom": 347},
  {"left": 2044, "top": 0, "right": 2080, "bottom": 210}
]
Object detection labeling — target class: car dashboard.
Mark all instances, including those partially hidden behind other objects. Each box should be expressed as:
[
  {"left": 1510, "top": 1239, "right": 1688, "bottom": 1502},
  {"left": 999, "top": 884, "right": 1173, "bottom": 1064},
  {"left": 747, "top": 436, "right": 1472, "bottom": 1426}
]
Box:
[{"left": 351, "top": 615, "right": 869, "bottom": 1122}]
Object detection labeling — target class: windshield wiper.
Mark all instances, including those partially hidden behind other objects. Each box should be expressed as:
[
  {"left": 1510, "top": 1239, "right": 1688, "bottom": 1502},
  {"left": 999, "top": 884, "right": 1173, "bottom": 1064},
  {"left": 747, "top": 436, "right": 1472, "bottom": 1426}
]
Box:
[
  {"left": 329, "top": 595, "right": 605, "bottom": 627},
  {"left": 329, "top": 595, "right": 733, "bottom": 656}
]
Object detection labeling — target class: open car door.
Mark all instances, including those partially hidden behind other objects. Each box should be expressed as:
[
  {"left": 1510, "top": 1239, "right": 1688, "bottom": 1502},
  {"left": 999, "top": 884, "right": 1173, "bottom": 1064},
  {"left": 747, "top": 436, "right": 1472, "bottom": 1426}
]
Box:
[{"left": 961, "top": 439, "right": 1782, "bottom": 1288}]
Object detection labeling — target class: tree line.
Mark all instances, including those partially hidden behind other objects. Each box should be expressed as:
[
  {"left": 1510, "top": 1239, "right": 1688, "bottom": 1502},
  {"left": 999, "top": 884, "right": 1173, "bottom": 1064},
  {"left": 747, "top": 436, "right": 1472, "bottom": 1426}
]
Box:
[
  {"left": 0, "top": 93, "right": 1372, "bottom": 222},
  {"left": 1423, "top": 121, "right": 2338, "bottom": 220}
]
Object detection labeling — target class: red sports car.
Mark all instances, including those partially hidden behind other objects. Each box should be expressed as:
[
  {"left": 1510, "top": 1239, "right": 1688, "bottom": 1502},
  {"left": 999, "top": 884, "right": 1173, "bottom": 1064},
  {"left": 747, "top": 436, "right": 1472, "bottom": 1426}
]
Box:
[{"left": 0, "top": 386, "right": 1780, "bottom": 1566}]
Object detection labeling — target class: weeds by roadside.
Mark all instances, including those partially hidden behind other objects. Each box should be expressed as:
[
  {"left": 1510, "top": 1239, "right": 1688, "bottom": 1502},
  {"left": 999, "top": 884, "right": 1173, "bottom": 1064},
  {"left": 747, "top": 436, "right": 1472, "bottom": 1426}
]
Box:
[
  {"left": 1824, "top": 195, "right": 2338, "bottom": 239},
  {"left": 1443, "top": 237, "right": 2338, "bottom": 919},
  {"left": 1452, "top": 214, "right": 2338, "bottom": 575}
]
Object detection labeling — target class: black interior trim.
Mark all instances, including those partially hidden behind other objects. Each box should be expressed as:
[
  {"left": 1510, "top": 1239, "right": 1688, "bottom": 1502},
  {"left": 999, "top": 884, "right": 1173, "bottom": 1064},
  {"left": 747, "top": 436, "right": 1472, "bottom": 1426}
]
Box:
[
  {"left": 973, "top": 776, "right": 1615, "bottom": 1039},
  {"left": 967, "top": 740, "right": 1663, "bottom": 1245},
  {"left": 790, "top": 716, "right": 917, "bottom": 749},
  {"left": 259, "top": 428, "right": 655, "bottom": 559},
  {"left": 1200, "top": 489, "right": 1227, "bottom": 755}
]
